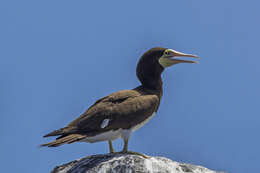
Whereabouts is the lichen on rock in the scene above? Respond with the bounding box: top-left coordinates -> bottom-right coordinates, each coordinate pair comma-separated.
51,153 -> 223,173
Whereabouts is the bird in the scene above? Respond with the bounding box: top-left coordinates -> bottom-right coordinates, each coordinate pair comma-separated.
41,47 -> 199,156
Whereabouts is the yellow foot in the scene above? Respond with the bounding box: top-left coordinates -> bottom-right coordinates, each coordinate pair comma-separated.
114,151 -> 149,158
127,151 -> 149,158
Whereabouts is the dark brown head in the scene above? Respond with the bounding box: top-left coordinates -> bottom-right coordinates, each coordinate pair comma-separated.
136,47 -> 199,89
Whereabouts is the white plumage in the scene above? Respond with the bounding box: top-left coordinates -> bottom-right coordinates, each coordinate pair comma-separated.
100,119 -> 110,128
80,112 -> 156,143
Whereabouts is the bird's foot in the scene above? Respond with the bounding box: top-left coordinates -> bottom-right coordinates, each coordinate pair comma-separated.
115,151 -> 149,158
109,150 -> 115,154
127,151 -> 149,158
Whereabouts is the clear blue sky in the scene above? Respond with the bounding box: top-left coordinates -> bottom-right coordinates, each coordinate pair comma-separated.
1,1 -> 259,173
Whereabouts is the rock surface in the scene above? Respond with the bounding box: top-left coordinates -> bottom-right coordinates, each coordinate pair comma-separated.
51,153 -> 223,173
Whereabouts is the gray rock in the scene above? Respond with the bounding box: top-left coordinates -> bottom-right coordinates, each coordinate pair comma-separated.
51,153 -> 223,173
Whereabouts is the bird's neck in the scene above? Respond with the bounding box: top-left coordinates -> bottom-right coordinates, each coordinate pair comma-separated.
140,75 -> 163,91
136,61 -> 164,92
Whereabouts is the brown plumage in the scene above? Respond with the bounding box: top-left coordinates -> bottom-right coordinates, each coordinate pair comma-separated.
41,47 -> 198,153
41,87 -> 161,147
41,134 -> 86,147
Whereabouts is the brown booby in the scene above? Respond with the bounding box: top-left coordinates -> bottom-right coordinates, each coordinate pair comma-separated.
41,47 -> 199,155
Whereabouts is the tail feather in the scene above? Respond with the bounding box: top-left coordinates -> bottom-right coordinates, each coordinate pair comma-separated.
43,127 -> 76,137
41,134 -> 86,147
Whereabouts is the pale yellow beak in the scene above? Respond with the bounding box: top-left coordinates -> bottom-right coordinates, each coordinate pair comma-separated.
167,49 -> 199,64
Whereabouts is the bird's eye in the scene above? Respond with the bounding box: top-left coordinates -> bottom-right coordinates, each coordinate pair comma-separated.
165,51 -> 169,55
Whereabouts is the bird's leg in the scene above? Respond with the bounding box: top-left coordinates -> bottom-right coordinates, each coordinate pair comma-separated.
120,134 -> 149,158
120,130 -> 131,153
108,140 -> 115,153
122,137 -> 129,153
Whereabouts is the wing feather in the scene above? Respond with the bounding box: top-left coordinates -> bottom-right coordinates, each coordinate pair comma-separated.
43,88 -> 160,139
67,89 -> 159,135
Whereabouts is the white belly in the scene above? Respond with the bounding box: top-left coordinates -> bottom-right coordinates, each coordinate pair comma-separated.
80,129 -> 122,143
80,112 -> 156,143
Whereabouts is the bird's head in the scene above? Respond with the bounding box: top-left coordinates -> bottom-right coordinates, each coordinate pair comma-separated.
136,47 -> 199,89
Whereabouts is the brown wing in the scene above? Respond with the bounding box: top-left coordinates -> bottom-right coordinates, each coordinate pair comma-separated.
67,89 -> 159,136
43,88 -> 159,138
67,89 -> 142,127
42,90 -> 139,138
41,88 -> 160,147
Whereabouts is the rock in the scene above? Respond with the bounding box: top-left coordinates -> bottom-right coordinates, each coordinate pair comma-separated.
51,153 -> 223,173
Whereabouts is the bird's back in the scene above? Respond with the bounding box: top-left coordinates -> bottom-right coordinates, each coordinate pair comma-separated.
41,86 -> 161,147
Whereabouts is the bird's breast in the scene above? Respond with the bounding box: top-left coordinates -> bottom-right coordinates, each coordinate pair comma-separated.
130,112 -> 156,132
